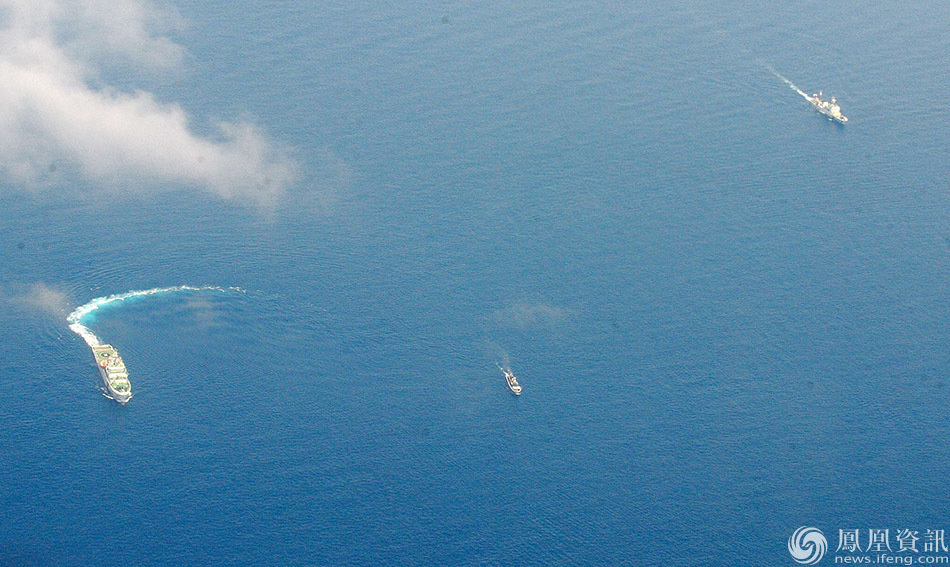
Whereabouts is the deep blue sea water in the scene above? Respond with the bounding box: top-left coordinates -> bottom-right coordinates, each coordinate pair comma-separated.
1,1 -> 949,565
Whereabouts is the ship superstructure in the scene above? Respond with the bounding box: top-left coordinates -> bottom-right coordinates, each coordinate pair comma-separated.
91,344 -> 132,404
503,368 -> 522,395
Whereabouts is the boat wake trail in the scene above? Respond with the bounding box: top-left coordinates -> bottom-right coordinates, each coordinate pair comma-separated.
67,285 -> 244,347
766,65 -> 809,100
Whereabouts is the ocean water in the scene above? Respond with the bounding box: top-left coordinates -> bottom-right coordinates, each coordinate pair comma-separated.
1,1 -> 949,565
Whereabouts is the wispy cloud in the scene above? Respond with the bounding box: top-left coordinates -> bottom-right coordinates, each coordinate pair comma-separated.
3,282 -> 70,318
491,302 -> 573,329
0,0 -> 297,205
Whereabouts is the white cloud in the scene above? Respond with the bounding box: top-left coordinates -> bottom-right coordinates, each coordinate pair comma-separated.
59,0 -> 186,69
491,302 -> 573,329
4,282 -> 70,318
0,0 -> 297,205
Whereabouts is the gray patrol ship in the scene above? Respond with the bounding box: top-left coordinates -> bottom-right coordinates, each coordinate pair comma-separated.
806,91 -> 848,123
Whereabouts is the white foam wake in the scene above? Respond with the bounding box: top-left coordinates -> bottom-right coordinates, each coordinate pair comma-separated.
66,285 -> 243,347
766,65 -> 810,100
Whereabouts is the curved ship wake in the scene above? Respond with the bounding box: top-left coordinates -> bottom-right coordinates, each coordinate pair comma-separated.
67,285 -> 243,403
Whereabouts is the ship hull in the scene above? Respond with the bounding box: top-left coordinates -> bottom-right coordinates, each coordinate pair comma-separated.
807,96 -> 848,123
504,373 -> 522,395
816,109 -> 847,124
97,366 -> 132,404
